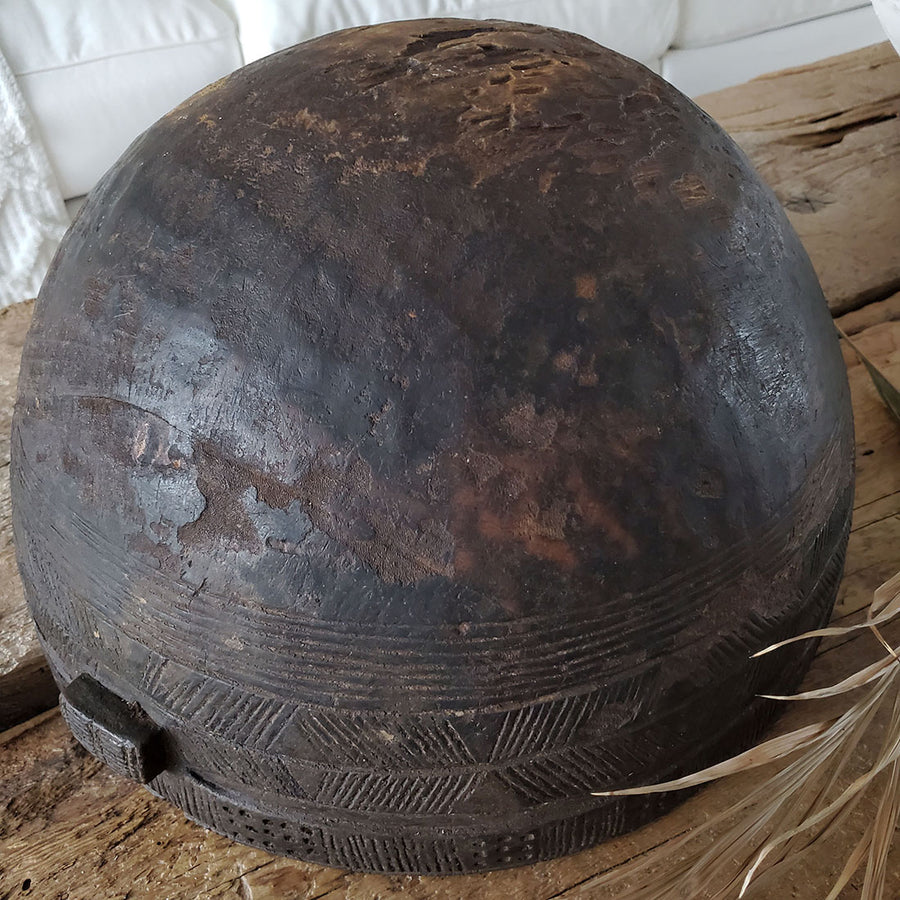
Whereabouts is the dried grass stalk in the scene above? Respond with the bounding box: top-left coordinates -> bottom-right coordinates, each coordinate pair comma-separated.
582,570 -> 900,899
836,324 -> 900,425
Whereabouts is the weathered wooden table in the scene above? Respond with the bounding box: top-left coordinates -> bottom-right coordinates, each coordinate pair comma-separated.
1,42 -> 898,900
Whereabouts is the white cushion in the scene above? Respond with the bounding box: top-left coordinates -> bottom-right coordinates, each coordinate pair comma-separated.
873,0 -> 900,53
217,0 -> 678,67
0,0 -> 243,199
674,0 -> 868,49
663,5 -> 886,96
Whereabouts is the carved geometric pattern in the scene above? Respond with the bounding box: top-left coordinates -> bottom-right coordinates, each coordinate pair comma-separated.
389,717 -> 476,765
490,691 -> 601,762
496,744 -> 636,804
139,650 -> 168,694
315,770 -> 482,814
33,518 -> 847,877
148,724 -> 768,875
138,656 -> 295,750
177,733 -> 306,796
173,682 -> 291,747
287,710 -> 405,766
37,530 -> 849,815
285,710 -> 474,767
319,831 -> 415,873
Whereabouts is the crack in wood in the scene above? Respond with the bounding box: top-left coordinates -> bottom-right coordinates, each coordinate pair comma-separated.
200,862 -> 273,897
785,192 -> 835,213
401,26 -> 497,58
541,826 -> 695,898
783,111 -> 898,149
853,490 -> 900,516
852,507 -> 900,534
829,276 -> 900,317
305,880 -> 360,900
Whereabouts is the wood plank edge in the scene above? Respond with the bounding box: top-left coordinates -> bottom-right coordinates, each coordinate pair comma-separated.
0,705 -> 59,748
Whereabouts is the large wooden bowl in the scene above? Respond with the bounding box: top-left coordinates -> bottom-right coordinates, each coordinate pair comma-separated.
10,19 -> 854,873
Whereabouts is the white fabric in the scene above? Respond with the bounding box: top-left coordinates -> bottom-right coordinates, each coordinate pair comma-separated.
663,5 -> 886,96
674,0 -> 868,49
873,0 -> 900,53
215,0 -> 678,67
0,48 -> 68,308
0,0 -> 243,199
0,0 -> 237,72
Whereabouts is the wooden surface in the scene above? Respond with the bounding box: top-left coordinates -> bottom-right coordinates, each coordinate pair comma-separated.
1,43 -> 899,900
0,301 -> 56,730
698,42 -> 900,316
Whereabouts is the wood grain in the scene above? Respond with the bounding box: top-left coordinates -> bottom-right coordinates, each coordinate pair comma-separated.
0,300 -> 56,730
837,293 -> 900,543
1,42 -> 899,900
699,43 -> 900,316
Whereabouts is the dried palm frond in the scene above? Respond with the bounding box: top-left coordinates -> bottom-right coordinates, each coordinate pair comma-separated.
580,570 -> 900,899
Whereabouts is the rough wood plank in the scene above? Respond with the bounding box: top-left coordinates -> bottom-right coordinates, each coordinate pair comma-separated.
2,312 -> 898,900
837,296 -> 900,533
837,291 -> 900,337
836,513 -> 900,620
0,300 -> 56,729
698,43 -> 900,316
812,299 -> 900,645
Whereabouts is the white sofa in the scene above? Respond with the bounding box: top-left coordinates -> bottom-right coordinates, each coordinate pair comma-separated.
0,0 -> 890,306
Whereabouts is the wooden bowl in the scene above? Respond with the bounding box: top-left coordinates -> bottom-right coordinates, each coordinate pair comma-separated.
11,19 -> 854,873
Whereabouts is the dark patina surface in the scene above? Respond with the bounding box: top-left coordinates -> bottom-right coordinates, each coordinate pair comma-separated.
11,20 -> 854,873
